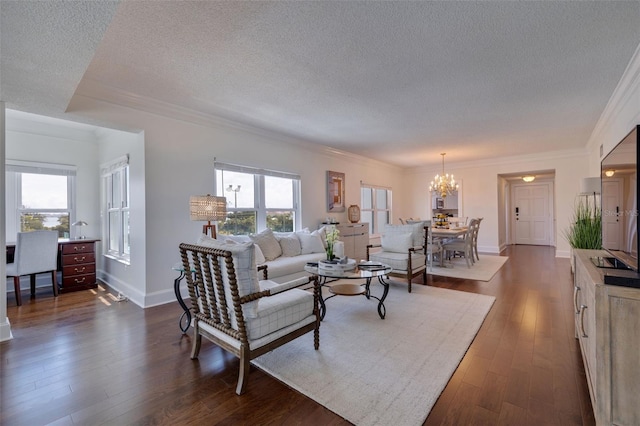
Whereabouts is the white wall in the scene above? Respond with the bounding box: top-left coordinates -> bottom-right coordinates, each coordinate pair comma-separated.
96,128 -> 146,306
66,95 -> 406,307
1,102 -> 12,342
405,150 -> 590,257
4,115 -> 101,240
587,44 -> 640,171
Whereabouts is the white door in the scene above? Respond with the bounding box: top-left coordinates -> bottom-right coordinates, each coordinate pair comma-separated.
602,179 -> 623,250
513,183 -> 552,245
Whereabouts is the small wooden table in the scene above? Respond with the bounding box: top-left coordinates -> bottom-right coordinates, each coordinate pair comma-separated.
304,262 -> 392,320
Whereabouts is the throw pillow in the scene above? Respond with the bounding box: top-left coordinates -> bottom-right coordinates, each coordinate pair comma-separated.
250,228 -> 282,261
277,233 -> 302,257
381,232 -> 413,253
224,237 -> 266,264
195,234 -> 260,318
384,222 -> 425,248
297,230 -> 325,254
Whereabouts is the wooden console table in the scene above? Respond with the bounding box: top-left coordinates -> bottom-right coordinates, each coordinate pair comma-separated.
573,249 -> 640,425
6,238 -> 100,294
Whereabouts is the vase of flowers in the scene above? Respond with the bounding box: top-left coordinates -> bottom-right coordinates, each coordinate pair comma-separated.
325,227 -> 340,261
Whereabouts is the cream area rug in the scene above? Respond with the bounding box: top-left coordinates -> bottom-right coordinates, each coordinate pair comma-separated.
253,284 -> 495,426
428,255 -> 508,281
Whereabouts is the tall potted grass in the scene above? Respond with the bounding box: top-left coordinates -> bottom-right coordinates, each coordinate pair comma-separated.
564,197 -> 602,271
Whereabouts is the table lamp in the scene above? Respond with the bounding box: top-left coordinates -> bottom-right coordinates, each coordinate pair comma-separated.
72,220 -> 88,239
190,195 -> 227,238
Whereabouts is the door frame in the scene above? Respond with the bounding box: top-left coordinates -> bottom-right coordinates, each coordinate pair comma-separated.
508,179 -> 555,246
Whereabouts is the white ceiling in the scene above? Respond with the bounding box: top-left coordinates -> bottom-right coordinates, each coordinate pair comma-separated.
2,1 -> 639,167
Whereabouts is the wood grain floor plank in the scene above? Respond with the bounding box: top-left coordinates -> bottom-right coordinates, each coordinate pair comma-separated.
1,245 -> 595,425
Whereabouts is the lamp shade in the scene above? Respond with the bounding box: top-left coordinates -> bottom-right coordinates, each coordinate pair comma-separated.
580,177 -> 601,195
189,195 -> 227,221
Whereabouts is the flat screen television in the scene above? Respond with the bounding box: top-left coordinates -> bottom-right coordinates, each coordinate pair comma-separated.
601,125 -> 640,272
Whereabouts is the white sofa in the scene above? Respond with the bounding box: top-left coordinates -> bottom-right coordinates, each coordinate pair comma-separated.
201,227 -> 344,283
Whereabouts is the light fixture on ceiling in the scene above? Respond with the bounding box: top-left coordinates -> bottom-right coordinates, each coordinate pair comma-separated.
522,175 -> 535,183
190,194 -> 227,238
429,153 -> 458,198
605,170 -> 615,177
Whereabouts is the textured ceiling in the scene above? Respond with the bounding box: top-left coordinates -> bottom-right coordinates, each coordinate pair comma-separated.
2,1 -> 640,167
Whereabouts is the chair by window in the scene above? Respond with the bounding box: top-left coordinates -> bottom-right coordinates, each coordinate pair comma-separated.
442,218 -> 479,268
6,231 -> 59,306
179,240 -> 320,395
366,222 -> 429,293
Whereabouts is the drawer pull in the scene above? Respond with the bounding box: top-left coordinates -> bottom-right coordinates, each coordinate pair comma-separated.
74,256 -> 86,262
579,305 -> 588,338
74,246 -> 86,251
573,285 -> 581,314
74,277 -> 86,284
74,267 -> 86,273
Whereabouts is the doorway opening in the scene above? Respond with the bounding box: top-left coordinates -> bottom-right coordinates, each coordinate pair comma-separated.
498,170 -> 556,249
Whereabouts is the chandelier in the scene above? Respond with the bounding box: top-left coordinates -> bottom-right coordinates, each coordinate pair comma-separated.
429,153 -> 459,198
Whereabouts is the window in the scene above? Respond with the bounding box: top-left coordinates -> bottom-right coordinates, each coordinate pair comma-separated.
361,184 -> 392,234
214,161 -> 301,235
101,155 -> 130,263
5,160 -> 76,241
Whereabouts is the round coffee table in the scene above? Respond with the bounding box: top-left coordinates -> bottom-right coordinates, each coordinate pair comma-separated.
304,262 -> 392,319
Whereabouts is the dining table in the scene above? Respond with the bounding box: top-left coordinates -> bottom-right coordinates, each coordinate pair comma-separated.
429,226 -> 468,269
430,226 -> 468,239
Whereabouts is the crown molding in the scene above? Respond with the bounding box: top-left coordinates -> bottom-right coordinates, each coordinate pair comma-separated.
587,43 -> 640,156
75,79 -> 401,171
405,147 -> 587,176
5,109 -> 101,143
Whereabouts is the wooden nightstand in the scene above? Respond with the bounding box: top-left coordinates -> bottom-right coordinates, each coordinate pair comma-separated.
59,239 -> 100,293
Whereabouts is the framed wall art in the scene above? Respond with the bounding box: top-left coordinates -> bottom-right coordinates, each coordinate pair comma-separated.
327,171 -> 345,212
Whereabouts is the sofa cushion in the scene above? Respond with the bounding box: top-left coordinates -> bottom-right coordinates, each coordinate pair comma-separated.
264,252 -> 325,278
245,284 -> 315,341
250,228 -> 282,261
381,232 -> 413,253
276,233 -> 302,257
369,251 -> 426,273
296,230 -> 325,254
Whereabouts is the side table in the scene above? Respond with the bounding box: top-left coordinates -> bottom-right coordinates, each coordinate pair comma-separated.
172,263 -> 192,333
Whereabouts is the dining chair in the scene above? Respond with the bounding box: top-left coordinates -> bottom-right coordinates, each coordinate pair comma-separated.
472,217 -> 483,261
7,230 -> 60,306
442,218 -> 479,268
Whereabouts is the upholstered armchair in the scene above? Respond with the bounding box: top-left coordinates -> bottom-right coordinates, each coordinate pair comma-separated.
366,222 -> 434,293
179,239 -> 320,395
6,230 -> 59,306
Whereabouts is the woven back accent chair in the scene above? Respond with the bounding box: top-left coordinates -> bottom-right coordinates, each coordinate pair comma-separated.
366,222 -> 430,293
7,230 -> 59,306
179,241 -> 320,395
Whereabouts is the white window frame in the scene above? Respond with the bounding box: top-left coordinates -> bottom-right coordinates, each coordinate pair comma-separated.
5,160 -> 76,241
214,161 -> 302,233
361,183 -> 393,235
101,155 -> 130,264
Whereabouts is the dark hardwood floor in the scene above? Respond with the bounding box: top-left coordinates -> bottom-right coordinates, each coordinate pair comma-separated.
1,245 -> 594,425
